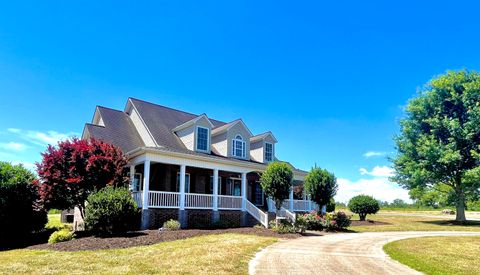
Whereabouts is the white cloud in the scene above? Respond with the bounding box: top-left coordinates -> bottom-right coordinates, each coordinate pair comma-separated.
0,142 -> 28,152
363,151 -> 386,158
11,161 -> 36,171
7,128 -> 78,147
336,177 -> 411,203
359,166 -> 394,177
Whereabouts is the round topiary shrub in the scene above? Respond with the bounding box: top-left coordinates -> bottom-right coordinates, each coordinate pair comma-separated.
348,195 -> 380,221
84,187 -> 140,236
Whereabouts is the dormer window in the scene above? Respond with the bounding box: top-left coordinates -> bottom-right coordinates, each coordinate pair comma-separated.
232,134 -> 246,158
265,142 -> 273,162
196,126 -> 209,152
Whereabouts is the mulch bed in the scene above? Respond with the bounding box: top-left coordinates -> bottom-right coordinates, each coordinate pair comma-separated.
350,220 -> 390,226
26,227 -> 301,252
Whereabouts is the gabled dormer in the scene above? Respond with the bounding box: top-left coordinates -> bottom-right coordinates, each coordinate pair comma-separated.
173,114 -> 214,153
211,119 -> 253,160
250,132 -> 278,163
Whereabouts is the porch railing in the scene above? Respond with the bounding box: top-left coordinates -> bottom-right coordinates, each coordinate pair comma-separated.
218,195 -> 243,210
268,198 -> 316,212
279,207 -> 296,223
185,193 -> 213,209
149,191 -> 180,208
245,200 -> 269,227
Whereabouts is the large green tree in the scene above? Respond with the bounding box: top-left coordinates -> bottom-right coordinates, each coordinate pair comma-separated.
260,161 -> 293,210
303,166 -> 337,213
392,70 -> 480,222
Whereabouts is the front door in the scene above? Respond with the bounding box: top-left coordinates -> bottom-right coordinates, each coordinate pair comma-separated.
226,178 -> 242,196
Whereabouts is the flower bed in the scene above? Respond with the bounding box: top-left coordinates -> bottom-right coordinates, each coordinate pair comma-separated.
296,211 -> 352,231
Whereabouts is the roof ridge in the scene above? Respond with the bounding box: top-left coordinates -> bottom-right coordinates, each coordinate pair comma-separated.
97,105 -> 124,113
129,97 -> 202,118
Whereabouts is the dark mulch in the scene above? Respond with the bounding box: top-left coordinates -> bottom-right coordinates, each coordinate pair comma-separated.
350,220 -> 390,226
26,227 -> 301,252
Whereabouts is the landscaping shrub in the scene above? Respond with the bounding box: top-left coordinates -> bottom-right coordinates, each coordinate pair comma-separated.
84,187 -> 140,236
0,162 -> 47,247
348,195 -> 380,221
326,198 -> 336,212
162,219 -> 181,230
334,211 -> 352,229
297,211 -> 351,231
48,229 -> 75,244
269,219 -> 297,234
298,211 -> 323,231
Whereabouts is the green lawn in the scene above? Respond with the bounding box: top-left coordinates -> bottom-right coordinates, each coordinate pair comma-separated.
0,233 -> 276,274
384,236 -> 480,275
348,211 -> 480,232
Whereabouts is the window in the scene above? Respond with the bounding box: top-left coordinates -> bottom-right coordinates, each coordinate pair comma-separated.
176,173 -> 191,193
209,176 -> 222,193
196,126 -> 209,152
265,142 -> 273,162
254,182 -> 264,206
232,135 -> 246,158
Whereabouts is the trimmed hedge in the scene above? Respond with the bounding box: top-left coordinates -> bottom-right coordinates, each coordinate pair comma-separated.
48,229 -> 75,244
84,187 -> 140,236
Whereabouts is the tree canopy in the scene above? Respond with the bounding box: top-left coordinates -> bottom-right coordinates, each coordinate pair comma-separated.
34,138 -> 129,215
392,70 -> 480,221
259,161 -> 293,210
303,166 -> 337,213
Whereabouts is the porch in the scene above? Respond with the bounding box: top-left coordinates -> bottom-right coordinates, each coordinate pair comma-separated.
128,157 -> 316,228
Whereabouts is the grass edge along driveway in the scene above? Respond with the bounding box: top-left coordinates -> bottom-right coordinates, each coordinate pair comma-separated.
384,236 -> 480,275
0,233 -> 277,275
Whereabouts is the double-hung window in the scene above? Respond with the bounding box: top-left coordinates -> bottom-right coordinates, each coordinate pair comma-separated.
196,126 -> 209,152
265,142 -> 273,162
232,135 -> 246,158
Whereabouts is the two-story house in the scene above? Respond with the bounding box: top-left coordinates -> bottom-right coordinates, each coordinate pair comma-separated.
82,98 -> 316,229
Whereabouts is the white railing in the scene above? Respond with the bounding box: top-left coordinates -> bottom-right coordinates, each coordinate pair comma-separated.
218,195 -> 243,210
185,193 -> 213,209
132,191 -> 143,208
280,207 -> 296,223
269,198 -> 316,212
293,200 -> 310,211
149,191 -> 180,208
246,200 -> 269,228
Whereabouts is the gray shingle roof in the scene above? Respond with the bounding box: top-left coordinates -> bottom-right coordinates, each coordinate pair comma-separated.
84,106 -> 145,152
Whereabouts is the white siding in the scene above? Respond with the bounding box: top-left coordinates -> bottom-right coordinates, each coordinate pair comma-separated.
212,132 -> 228,156
226,123 -> 252,159
177,127 -> 195,151
129,108 -> 157,146
250,140 -> 264,163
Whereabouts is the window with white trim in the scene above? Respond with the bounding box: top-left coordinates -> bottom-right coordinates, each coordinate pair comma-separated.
232,134 -> 246,158
196,126 -> 209,152
265,142 -> 273,162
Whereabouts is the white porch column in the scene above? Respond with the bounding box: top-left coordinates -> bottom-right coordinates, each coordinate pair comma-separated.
129,165 -> 135,191
142,160 -> 150,210
179,164 -> 186,210
241,172 -> 247,210
213,169 -> 219,211
289,185 -> 294,211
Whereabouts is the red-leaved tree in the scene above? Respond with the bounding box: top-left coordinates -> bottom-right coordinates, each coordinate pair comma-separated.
34,138 -> 129,217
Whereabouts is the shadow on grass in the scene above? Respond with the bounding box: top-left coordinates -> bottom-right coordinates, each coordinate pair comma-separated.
420,220 -> 480,227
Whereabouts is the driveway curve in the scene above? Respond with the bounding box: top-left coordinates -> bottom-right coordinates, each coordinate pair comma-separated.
250,231 -> 480,275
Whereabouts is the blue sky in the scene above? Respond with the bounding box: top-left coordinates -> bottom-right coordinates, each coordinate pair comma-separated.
1,1 -> 479,202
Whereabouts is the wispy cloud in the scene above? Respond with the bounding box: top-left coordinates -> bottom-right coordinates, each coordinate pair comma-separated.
363,151 -> 386,158
0,142 -> 29,152
11,160 -> 36,171
336,177 -> 410,203
7,128 -> 78,147
359,166 -> 394,177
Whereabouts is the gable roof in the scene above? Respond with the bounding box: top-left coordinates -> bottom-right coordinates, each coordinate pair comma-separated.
83,106 -> 145,152
171,114 -> 214,132
250,131 -> 278,143
211,119 -> 253,137
127,98 -> 225,151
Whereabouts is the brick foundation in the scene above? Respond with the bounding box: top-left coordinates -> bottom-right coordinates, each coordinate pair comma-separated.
144,209 -> 259,229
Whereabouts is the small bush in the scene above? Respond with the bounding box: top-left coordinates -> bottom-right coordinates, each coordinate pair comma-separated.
84,187 -> 140,236
348,195 -> 380,221
298,211 -> 323,231
48,229 -> 75,244
296,211 -> 351,231
334,211 -> 352,229
269,219 -> 297,234
162,219 -> 181,230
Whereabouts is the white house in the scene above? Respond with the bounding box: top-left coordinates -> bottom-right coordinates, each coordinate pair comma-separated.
82,98 -> 317,229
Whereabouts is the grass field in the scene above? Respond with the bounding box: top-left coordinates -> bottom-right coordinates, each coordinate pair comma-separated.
348,211 -> 480,232
384,236 -> 480,275
0,233 -> 276,275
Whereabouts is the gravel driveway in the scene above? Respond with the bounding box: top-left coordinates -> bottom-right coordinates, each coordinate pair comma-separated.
250,231 -> 480,275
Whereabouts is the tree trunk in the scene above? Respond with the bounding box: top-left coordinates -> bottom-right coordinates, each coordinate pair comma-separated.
359,213 -> 366,221
455,193 -> 467,222
455,181 -> 467,222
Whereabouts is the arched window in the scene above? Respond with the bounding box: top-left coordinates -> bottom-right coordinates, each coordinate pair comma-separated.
232,134 -> 246,158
